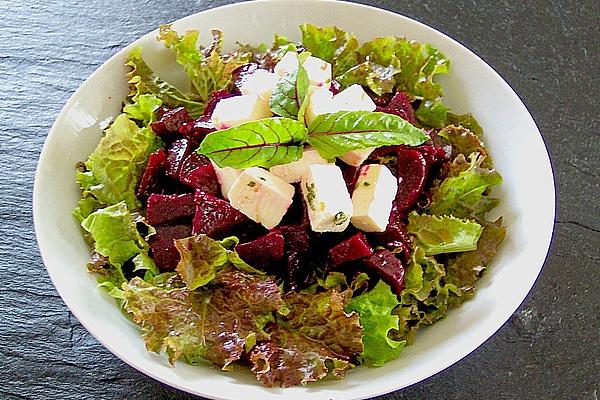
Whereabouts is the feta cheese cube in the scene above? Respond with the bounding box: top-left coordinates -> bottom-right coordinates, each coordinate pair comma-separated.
351,164 -> 398,232
211,161 -> 242,200
239,69 -> 279,103
301,164 -> 353,232
331,84 -> 376,112
269,148 -> 331,183
274,51 -> 332,88
211,94 -> 272,130
304,87 -> 335,125
228,167 -> 295,229
339,148 -> 375,167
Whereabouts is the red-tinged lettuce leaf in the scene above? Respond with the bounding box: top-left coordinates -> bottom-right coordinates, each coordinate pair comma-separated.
158,25 -> 250,106
77,114 -> 162,210
237,34 -> 297,70
174,235 -> 229,290
197,117 -> 308,169
250,328 -> 353,387
446,218 -> 506,306
126,46 -> 204,117
414,99 -> 447,128
429,153 -> 503,219
281,289 -> 362,357
307,111 -> 429,159
445,112 -> 483,136
407,212 -> 484,256
123,268 -> 284,368
299,23 -> 359,75
337,61 -> 398,96
392,247 -> 458,344
346,280 -> 405,367
438,125 -> 491,167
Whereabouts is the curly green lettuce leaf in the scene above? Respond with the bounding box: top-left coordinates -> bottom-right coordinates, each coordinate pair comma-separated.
126,46 -> 204,116
393,247 -> 458,344
429,153 -> 503,219
446,218 -> 506,305
81,202 -> 149,266
87,253 -> 127,306
79,114 -> 161,209
346,280 -> 405,367
158,25 -> 250,105
72,196 -> 102,223
307,111 -> 429,159
237,33 -> 297,70
337,61 -> 398,97
123,93 -> 162,125
407,212 -> 484,256
414,99 -> 447,128
438,125 -> 491,167
299,23 -> 359,75
445,112 -> 483,136
174,235 -> 229,290
198,117 -> 308,168
123,268 -> 285,368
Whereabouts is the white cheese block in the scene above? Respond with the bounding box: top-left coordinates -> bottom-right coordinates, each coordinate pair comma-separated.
274,51 -> 332,88
339,148 -> 375,167
331,84 -> 377,112
227,167 -> 295,229
351,164 -> 398,232
239,69 -> 279,103
304,87 -> 335,125
301,164 -> 353,232
211,161 -> 242,200
269,148 -> 331,183
211,94 -> 272,130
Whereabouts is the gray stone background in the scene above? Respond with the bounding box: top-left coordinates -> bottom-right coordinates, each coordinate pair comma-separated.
1,0 -> 598,399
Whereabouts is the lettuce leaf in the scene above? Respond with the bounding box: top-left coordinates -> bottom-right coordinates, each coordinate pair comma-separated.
429,153 -> 503,219
123,268 -> 285,368
346,280 -> 405,367
445,112 -> 483,136
158,25 -> 250,105
393,247 -> 458,344
237,34 -> 297,70
174,235 -> 229,290
72,196 -> 102,223
414,99 -> 447,128
445,218 -> 506,305
126,46 -> 204,117
407,212 -> 484,255
299,24 -> 359,75
79,114 -> 161,209
123,94 -> 162,125
438,125 -> 491,168
81,202 -> 149,266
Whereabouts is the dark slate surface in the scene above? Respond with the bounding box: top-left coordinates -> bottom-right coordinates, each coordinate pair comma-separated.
1,0 -> 598,399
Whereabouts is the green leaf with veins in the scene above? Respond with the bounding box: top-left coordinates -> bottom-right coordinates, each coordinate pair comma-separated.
407,212 -> 483,255
415,99 -> 447,128
307,111 -> 429,159
445,113 -> 483,136
299,23 -> 359,75
123,93 -> 162,125
198,117 -> 308,168
438,125 -> 491,168
174,235 -> 229,290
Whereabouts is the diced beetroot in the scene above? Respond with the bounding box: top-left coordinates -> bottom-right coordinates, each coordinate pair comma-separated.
148,224 -> 192,271
284,251 -> 315,292
376,92 -> 416,124
415,144 -> 447,165
146,193 -> 196,226
178,115 -> 215,146
150,107 -> 192,139
277,225 -> 310,253
181,165 -> 219,195
328,233 -> 374,266
395,148 -> 427,215
165,139 -> 194,179
370,213 -> 412,264
329,79 -> 342,95
280,185 -> 310,227
203,90 -> 235,118
179,152 -> 210,177
136,149 -> 167,198
192,191 -> 249,237
233,63 -> 260,93
236,232 -> 285,268
362,249 -> 406,294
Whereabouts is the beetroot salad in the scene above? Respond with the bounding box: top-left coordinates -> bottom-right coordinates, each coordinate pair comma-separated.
73,24 -> 505,387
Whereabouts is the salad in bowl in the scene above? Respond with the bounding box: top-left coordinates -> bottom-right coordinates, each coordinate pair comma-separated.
73,23 -> 505,387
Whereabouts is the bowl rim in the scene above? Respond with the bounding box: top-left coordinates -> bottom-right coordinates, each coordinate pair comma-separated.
33,0 -> 556,398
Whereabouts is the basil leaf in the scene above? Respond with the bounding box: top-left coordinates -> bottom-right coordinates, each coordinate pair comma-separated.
198,117 -> 308,169
307,111 -> 430,159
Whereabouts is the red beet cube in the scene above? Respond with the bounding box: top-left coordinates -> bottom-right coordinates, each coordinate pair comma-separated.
277,225 -> 310,253
179,115 -> 215,146
146,193 -> 196,226
192,191 -> 248,238
363,250 -> 406,294
395,148 -> 427,215
328,233 -> 374,266
369,213 -> 412,264
150,107 -> 192,139
178,153 -> 218,195
165,139 -> 194,179
236,232 -> 285,268
136,149 -> 167,198
148,224 -> 192,271
376,92 -> 416,124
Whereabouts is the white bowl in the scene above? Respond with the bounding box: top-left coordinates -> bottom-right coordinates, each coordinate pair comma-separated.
34,1 -> 555,399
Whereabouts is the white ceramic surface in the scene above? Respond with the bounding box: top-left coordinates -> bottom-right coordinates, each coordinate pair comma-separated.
33,1 -> 555,399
